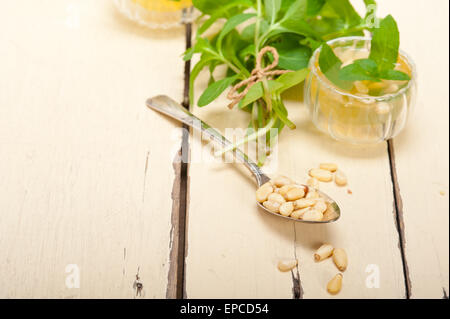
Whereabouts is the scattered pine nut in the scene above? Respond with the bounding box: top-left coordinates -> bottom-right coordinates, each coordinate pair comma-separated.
327,274 -> 343,295
335,170 -> 348,187
309,168 -> 333,182
332,248 -> 348,272
319,163 -> 338,172
347,189 -> 353,195
314,244 -> 334,262
440,190 -> 446,196
277,259 -> 298,272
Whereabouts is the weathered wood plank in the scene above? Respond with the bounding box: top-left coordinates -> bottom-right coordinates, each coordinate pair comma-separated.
0,0 -> 185,298
385,0 -> 449,298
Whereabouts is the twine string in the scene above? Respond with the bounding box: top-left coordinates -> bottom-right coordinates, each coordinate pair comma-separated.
227,46 -> 292,109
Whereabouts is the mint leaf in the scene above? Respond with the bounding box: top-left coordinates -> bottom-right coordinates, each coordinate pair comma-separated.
271,36 -> 312,70
326,0 -> 362,26
379,69 -> 411,81
369,15 -> 400,72
319,43 -> 353,90
217,13 -> 256,48
281,0 -> 307,22
306,0 -> 325,16
276,46 -> 311,70
280,0 -> 316,37
192,0 -> 230,14
196,0 -> 253,36
241,20 -> 270,42
339,59 -> 380,82
239,81 -> 284,108
264,0 -> 282,23
198,75 -> 239,107
275,69 -> 310,92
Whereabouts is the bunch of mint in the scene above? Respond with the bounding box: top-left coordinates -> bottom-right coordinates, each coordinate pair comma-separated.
184,0 -> 407,165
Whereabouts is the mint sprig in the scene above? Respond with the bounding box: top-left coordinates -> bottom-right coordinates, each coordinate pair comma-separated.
320,14 -> 410,90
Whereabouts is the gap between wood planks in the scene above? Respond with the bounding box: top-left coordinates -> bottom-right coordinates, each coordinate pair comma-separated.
167,23 -> 412,299
387,139 -> 412,299
166,22 -> 192,299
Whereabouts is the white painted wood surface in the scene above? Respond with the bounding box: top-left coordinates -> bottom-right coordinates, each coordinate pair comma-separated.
0,0 -> 448,299
385,0 -> 449,299
0,0 -> 185,298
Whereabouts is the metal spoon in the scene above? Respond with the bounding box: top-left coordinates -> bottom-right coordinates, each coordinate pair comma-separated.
146,95 -> 340,224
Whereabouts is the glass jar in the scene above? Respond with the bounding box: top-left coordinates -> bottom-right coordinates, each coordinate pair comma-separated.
304,36 -> 417,144
114,0 -> 194,29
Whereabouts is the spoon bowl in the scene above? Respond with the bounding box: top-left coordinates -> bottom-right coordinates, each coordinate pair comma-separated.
146,95 -> 340,224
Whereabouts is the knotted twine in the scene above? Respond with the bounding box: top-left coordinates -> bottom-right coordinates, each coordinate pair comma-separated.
227,46 -> 292,109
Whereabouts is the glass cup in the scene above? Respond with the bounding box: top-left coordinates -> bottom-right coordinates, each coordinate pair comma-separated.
114,0 -> 194,29
304,36 -> 417,144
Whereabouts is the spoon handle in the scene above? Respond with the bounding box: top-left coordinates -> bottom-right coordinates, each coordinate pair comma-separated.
146,95 -> 270,186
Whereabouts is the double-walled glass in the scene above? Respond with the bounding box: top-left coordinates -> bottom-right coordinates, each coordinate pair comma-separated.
304,36 -> 417,144
114,0 -> 193,29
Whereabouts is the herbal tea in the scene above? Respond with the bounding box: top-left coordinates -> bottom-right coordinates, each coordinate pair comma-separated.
305,37 -> 416,144
115,0 -> 192,28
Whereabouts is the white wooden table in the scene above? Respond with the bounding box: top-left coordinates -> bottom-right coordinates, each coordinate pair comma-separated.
0,0 -> 448,299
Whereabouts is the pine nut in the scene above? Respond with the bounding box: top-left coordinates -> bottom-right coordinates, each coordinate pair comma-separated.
268,193 -> 286,204
319,163 -> 338,172
291,207 -> 310,219
263,201 -> 280,213
332,248 -> 348,271
279,202 -> 294,217
295,198 -> 316,209
327,274 -> 343,295
314,200 -> 328,214
272,175 -> 292,187
309,168 -> 333,182
256,184 -> 273,203
286,187 -> 305,201
314,244 -> 334,261
306,189 -> 320,199
277,259 -> 298,272
323,203 -> 339,221
335,170 -> 348,187
302,209 -> 323,222
307,178 -> 319,189
278,184 -> 296,198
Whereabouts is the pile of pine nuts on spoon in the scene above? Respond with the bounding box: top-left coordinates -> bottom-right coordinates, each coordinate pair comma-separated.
256,163 -> 346,222
256,176 -> 336,222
